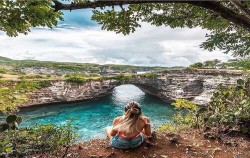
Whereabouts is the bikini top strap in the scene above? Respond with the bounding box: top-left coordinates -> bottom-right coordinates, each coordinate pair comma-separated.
118,131 -> 140,138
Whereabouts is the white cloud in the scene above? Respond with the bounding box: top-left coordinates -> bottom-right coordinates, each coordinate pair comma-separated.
0,23 -> 233,67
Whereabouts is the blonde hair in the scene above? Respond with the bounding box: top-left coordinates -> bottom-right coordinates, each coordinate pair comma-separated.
113,101 -> 142,135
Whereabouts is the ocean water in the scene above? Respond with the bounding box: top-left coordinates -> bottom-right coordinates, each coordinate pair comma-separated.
1,84 -> 175,141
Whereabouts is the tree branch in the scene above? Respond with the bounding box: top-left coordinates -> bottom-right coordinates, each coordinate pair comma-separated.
230,0 -> 250,20
52,0 -> 250,31
52,0 -> 63,11
188,1 -> 250,31
52,0 -> 184,11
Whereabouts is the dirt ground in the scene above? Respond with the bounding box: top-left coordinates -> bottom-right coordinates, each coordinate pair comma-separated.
34,129 -> 250,158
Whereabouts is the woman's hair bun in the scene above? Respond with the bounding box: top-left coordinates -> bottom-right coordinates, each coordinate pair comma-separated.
125,101 -> 142,116
130,108 -> 139,114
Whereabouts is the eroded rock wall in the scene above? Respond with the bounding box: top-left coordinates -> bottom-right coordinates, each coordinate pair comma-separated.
19,79 -> 119,107
130,70 -> 244,105
18,70 -> 245,107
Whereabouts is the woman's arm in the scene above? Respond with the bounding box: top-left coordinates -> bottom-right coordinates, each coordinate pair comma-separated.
113,116 -> 121,126
109,116 -> 122,136
142,116 -> 151,136
110,128 -> 117,136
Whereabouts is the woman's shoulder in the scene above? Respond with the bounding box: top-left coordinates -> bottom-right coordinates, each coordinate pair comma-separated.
140,116 -> 150,123
140,115 -> 150,120
113,116 -> 123,125
114,116 -> 121,120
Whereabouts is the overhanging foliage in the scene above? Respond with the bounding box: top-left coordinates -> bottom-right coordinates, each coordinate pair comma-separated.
0,0 -> 250,56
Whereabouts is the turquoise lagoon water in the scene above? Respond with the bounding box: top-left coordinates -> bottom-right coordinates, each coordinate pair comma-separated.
1,85 -> 175,141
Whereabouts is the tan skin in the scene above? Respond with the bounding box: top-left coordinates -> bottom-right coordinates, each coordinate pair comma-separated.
105,115 -> 151,140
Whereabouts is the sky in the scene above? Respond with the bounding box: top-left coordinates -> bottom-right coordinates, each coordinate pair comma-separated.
0,9 -> 233,67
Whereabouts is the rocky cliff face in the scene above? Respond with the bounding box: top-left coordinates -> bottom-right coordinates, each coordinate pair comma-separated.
130,70 -> 244,105
19,79 -> 120,107
19,70 -> 245,107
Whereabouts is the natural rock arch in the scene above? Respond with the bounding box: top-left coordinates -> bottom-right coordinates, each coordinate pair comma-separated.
20,70 -> 244,108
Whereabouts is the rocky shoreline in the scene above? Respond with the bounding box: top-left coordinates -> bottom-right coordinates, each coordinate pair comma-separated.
15,69 -> 245,107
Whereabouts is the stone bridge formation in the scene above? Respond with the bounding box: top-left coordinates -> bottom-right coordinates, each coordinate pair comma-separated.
21,70 -> 244,107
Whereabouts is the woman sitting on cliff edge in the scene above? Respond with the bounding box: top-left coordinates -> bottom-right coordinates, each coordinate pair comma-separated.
105,101 -> 151,149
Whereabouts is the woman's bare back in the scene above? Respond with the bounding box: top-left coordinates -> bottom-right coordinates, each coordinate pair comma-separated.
113,115 -> 150,137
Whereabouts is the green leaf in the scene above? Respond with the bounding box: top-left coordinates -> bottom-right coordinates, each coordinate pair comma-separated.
6,114 -> 17,123
5,146 -> 12,154
240,127 -> 248,134
0,123 -> 10,132
197,107 -> 207,114
237,79 -> 244,86
16,116 -> 23,124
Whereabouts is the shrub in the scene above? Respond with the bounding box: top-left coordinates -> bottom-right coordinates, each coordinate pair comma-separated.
0,81 -> 51,114
0,68 -> 7,74
158,123 -> 187,134
184,67 -> 198,72
160,69 -> 170,73
113,73 -> 132,83
162,78 -> 250,137
65,73 -> 100,78
0,114 -> 22,132
65,75 -> 86,84
189,62 -> 203,69
0,119 -> 78,157
170,99 -> 205,128
15,80 -> 51,91
9,71 -> 26,75
0,87 -> 25,114
0,68 -> 25,75
46,74 -> 52,78
141,72 -> 157,78
18,74 -> 44,80
36,80 -> 51,88
203,78 -> 250,135
64,74 -> 70,78
100,76 -> 113,80
88,73 -> 100,77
